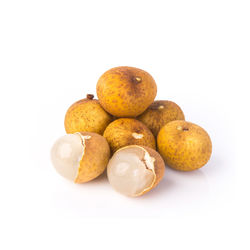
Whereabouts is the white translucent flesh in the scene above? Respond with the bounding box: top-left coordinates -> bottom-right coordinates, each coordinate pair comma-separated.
51,134 -> 84,181
107,147 -> 155,196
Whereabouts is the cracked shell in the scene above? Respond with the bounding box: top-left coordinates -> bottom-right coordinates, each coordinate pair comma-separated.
51,132 -> 110,183
64,94 -> 113,135
96,66 -> 157,117
157,120 -> 212,171
107,145 -> 165,197
103,118 -> 156,153
137,100 -> 185,137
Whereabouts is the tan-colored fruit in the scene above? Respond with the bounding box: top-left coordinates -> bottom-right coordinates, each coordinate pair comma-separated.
103,118 -> 156,153
96,66 -> 157,117
157,120 -> 212,171
51,132 -> 110,183
64,94 -> 113,135
107,145 -> 165,197
137,100 -> 185,137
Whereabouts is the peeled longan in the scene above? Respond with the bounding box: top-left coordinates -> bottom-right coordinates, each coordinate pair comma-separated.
157,120 -> 212,171
107,145 -> 165,197
51,132 -> 110,183
137,100 -> 185,137
64,94 -> 113,135
103,118 -> 156,153
96,66 -> 157,117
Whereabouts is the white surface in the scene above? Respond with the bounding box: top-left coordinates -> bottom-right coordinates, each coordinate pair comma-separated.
0,0 -> 249,249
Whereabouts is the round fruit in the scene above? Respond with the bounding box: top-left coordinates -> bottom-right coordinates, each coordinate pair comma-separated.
107,145 -> 165,197
96,66 -> 157,117
64,94 -> 113,135
103,118 -> 156,153
137,100 -> 185,137
51,132 -> 110,183
157,120 -> 212,171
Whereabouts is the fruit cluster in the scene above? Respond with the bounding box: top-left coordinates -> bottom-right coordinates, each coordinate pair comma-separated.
51,66 -> 212,197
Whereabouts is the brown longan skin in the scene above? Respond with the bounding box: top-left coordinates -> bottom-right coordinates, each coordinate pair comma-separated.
64,95 -> 113,135
137,100 -> 185,137
157,120 -> 212,171
75,132 -> 110,183
139,146 -> 165,195
103,118 -> 156,154
96,66 -> 157,117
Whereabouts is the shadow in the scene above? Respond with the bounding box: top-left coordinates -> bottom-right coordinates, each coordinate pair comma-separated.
136,166 -> 209,200
145,176 -> 175,197
203,154 -> 228,175
75,170 -> 109,189
166,166 -> 207,178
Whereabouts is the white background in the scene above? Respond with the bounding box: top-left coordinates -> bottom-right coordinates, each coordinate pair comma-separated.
0,0 -> 249,249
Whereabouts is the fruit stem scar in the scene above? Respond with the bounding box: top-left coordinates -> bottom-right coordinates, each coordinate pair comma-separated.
132,133 -> 144,139
133,76 -> 142,83
87,94 -> 94,100
177,126 -> 189,131
177,126 -> 183,131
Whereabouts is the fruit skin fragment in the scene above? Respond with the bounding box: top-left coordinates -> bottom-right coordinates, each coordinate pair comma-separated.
75,132 -> 111,183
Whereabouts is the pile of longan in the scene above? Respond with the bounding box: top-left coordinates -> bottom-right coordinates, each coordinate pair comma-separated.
51,66 -> 212,197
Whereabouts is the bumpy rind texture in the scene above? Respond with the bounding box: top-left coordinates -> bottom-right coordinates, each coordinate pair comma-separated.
96,66 -> 157,117
137,100 -> 185,137
139,146 -> 165,196
157,120 -> 212,171
64,98 -> 113,135
103,118 -> 156,153
74,132 -> 110,183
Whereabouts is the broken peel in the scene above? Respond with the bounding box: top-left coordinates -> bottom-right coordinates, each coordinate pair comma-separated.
107,145 -> 165,197
51,132 -> 110,183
